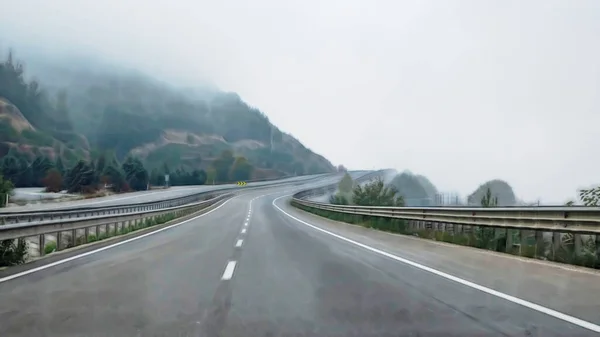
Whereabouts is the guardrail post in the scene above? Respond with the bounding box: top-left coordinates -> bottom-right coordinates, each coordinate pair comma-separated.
39,234 -> 45,256
95,225 -> 100,238
596,235 -> 600,263
56,231 -> 62,250
505,229 -> 513,252
519,230 -> 528,255
71,229 -> 77,247
84,227 -> 90,243
552,232 -> 561,259
535,230 -> 545,257
574,234 -> 583,257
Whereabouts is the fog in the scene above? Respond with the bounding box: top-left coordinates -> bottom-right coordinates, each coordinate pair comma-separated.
1,0 -> 599,203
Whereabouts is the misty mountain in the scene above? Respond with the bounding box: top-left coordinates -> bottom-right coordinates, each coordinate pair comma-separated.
467,180 -> 517,206
414,174 -> 438,199
0,50 -> 334,178
388,171 -> 438,206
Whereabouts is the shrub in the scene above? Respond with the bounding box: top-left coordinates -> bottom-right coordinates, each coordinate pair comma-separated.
0,238 -> 28,266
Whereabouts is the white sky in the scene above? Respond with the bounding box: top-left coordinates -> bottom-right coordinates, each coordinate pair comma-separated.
1,0 -> 599,203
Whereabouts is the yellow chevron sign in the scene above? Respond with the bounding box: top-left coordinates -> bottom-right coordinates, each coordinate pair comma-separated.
237,181 -> 247,186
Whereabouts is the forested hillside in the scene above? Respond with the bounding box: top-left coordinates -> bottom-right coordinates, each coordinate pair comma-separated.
0,50 -> 334,192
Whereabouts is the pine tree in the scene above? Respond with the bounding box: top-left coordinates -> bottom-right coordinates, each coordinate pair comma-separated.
338,172 -> 354,194
481,187 -> 498,207
579,187 -> 600,206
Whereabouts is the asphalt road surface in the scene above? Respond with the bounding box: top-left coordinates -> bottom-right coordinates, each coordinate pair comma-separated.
1,183 -> 599,336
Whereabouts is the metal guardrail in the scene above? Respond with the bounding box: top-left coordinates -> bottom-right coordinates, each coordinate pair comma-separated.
292,189 -> 600,235
0,174 -> 331,225
0,192 -> 234,257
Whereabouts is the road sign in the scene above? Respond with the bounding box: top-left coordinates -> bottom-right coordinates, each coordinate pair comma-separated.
237,181 -> 247,186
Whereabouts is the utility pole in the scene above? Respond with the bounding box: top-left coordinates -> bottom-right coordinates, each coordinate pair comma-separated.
270,125 -> 274,154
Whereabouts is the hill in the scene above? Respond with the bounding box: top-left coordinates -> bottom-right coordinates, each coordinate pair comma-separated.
415,174 -> 438,198
0,50 -> 334,184
467,179 -> 517,206
388,171 -> 438,206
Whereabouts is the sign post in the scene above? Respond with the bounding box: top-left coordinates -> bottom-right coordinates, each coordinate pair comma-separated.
165,174 -> 170,188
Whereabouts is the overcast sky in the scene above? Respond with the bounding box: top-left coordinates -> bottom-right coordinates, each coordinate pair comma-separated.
1,0 -> 599,203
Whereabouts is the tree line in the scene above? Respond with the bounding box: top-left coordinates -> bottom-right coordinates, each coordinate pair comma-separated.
0,148 -> 255,206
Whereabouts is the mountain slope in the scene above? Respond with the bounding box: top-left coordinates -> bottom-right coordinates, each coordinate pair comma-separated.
0,51 -> 335,177
0,97 -> 88,163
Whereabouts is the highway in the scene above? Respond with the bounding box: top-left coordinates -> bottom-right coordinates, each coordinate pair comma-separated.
1,181 -> 599,336
2,174 -> 326,213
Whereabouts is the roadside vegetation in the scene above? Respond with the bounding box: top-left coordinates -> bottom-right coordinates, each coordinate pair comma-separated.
329,173 -> 404,207
0,174 -> 13,207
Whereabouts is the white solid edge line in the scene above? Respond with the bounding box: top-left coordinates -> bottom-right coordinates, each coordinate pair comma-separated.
0,196 -> 235,284
271,195 -> 600,333
235,239 -> 244,248
241,228 -> 247,234
221,260 -> 237,280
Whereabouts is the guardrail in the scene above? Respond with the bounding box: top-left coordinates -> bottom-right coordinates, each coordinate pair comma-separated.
291,199 -> 600,234
291,170 -> 600,234
0,174 -> 332,225
291,177 -> 600,267
0,192 -> 233,259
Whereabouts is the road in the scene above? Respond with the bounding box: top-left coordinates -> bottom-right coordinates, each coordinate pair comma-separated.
10,187 -> 78,201
1,182 -> 599,336
2,174 -> 327,213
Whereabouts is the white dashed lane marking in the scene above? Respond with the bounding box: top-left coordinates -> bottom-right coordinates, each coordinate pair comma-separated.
221,261 -> 237,280
241,228 -> 247,234
235,239 -> 243,248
